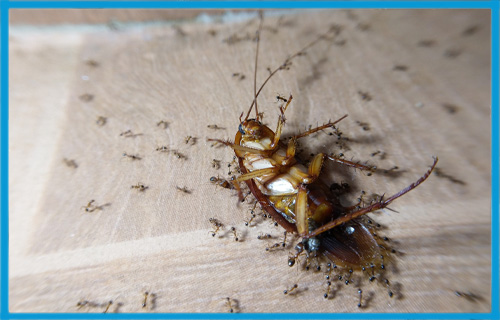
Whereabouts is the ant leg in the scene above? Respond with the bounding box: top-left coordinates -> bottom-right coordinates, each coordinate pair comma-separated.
293,115 -> 348,140
302,157 -> 438,239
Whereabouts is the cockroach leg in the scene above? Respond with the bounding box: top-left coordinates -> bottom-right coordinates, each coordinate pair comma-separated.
326,155 -> 376,172
206,138 -> 270,155
302,157 -> 438,239
293,115 -> 348,140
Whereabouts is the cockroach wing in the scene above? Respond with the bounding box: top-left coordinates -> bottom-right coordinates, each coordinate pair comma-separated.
321,220 -> 380,267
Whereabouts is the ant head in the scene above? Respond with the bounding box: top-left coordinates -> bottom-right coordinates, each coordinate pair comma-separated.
239,119 -> 262,137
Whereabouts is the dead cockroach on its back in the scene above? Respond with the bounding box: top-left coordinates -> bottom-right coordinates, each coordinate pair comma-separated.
208,12 -> 437,306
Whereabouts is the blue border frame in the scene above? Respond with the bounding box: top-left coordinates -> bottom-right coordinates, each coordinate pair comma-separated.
1,1 -> 498,320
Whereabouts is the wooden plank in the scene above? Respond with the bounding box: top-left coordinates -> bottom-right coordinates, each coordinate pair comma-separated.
9,9 -> 491,313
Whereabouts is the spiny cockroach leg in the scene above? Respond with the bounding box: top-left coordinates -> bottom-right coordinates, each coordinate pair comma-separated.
293,115 -> 348,140
302,157 -> 438,239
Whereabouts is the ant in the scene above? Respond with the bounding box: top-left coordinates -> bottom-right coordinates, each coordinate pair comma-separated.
207,124 -> 225,130
119,129 -> 142,138
157,120 -> 168,129
63,158 -> 78,168
81,199 -> 106,212
210,176 -> 233,189
131,183 -> 148,192
176,186 -> 191,194
209,218 -> 224,237
122,152 -> 142,161
283,283 -> 298,295
96,116 -> 107,126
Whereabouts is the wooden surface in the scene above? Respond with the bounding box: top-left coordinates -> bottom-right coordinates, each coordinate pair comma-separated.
9,9 -> 491,313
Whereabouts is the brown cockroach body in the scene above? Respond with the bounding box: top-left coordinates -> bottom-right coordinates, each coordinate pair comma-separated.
209,12 -> 437,285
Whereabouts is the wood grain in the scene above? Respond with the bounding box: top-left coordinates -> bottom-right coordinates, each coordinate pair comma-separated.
9,9 -> 491,313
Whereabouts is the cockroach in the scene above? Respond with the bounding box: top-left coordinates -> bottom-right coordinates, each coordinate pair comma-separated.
209,12 -> 437,301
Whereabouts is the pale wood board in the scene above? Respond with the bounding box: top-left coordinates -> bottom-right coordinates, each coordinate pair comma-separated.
9,9 -> 491,313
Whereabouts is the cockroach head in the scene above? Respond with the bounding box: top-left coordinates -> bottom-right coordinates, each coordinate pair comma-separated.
239,119 -> 262,137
